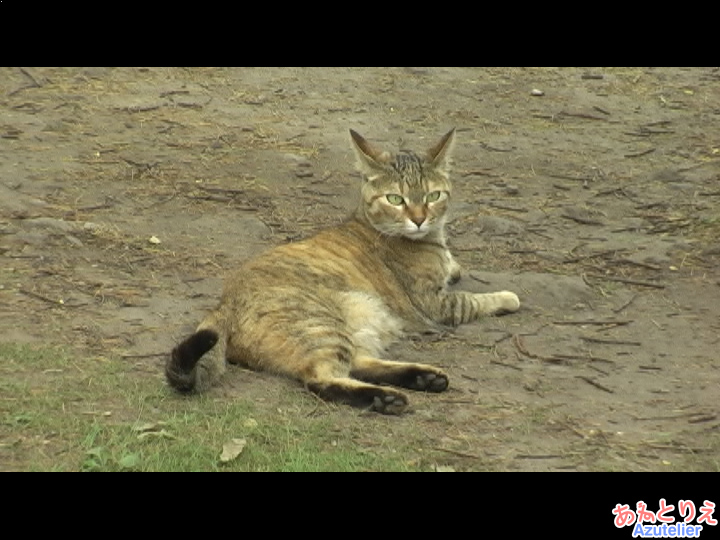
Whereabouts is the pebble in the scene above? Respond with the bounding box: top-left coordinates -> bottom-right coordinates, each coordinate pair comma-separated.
83,222 -> 102,231
530,89 -> 544,96
65,235 -> 84,247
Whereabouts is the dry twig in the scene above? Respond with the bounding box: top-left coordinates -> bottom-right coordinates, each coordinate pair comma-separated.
576,375 -> 614,394
586,274 -> 665,289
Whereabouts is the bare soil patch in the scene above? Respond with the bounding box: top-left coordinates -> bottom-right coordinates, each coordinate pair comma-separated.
2,67 -> 719,470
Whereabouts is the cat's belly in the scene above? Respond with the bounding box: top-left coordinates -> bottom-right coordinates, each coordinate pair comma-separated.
338,291 -> 403,357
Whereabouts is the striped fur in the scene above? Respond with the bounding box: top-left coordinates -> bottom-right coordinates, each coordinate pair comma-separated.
166,129 -> 520,414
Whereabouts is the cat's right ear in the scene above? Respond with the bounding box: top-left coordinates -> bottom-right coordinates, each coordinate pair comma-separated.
349,129 -> 390,180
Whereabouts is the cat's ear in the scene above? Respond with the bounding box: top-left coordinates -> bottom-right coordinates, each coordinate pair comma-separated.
426,128 -> 456,177
349,129 -> 390,179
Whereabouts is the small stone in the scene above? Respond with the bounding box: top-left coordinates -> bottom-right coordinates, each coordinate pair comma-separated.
65,235 -> 84,247
83,222 -> 102,231
530,89 -> 544,96
148,236 -> 161,244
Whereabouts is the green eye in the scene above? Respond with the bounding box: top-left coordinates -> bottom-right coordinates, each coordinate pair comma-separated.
425,191 -> 442,203
386,194 -> 405,206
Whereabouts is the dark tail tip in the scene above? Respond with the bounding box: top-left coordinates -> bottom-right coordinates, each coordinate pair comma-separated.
172,329 -> 219,371
166,329 -> 219,392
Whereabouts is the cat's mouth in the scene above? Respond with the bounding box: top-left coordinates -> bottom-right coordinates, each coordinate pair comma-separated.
402,228 -> 430,240
377,225 -> 430,239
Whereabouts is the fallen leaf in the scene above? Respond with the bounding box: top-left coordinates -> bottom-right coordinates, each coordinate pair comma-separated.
132,421 -> 167,433
243,418 -> 258,428
220,438 -> 247,463
148,235 -> 161,244
137,429 -> 176,441
86,447 -> 104,458
118,453 -> 141,469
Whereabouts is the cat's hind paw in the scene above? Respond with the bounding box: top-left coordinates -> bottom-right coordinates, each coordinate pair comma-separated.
371,391 -> 409,415
410,370 -> 449,392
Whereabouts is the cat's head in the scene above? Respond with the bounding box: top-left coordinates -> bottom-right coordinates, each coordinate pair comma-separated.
350,128 -> 455,240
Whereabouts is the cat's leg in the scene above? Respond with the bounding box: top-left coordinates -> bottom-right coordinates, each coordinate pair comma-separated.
472,291 -> 520,315
235,296 -> 410,414
446,251 -> 463,285
437,290 -> 520,326
304,362 -> 409,414
247,328 -> 410,414
350,355 -> 449,392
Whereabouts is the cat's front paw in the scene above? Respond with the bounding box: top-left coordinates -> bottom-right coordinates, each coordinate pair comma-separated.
447,265 -> 462,285
496,291 -> 520,314
444,254 -> 463,285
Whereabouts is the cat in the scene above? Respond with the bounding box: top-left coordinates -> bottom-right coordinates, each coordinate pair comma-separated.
166,128 -> 520,414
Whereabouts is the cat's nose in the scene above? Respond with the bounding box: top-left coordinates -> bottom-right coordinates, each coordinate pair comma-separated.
410,216 -> 425,227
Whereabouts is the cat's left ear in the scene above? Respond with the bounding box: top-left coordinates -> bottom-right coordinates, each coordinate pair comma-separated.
426,128 -> 456,177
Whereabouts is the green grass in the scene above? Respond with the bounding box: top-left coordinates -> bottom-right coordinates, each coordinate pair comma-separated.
4,342 -> 719,472
0,343 -> 414,472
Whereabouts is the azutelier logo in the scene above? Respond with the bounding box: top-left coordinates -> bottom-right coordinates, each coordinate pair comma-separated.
613,500 -> 717,538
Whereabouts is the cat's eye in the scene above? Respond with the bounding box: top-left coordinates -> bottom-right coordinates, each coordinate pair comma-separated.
425,191 -> 442,203
386,194 -> 405,206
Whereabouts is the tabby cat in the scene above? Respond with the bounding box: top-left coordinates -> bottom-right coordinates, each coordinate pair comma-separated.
166,128 -> 520,414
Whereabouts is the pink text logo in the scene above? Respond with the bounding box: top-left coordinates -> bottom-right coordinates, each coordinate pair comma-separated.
613,500 -> 717,538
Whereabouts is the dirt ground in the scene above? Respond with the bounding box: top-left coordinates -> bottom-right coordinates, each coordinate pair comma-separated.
1,67 -> 719,471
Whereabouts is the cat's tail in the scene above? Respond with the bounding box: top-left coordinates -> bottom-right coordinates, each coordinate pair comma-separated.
166,314 -> 227,393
